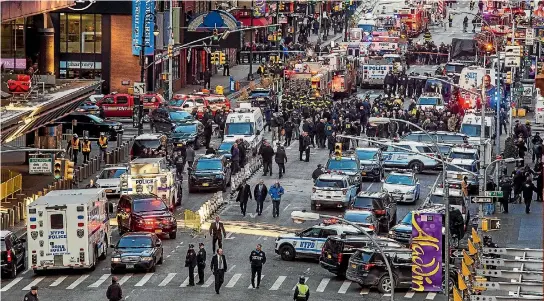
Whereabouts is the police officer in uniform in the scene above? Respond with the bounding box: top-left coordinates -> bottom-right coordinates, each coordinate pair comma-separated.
67,134 -> 81,165
23,286 -> 39,301
185,244 -> 197,286
196,242 -> 207,285
294,276 -> 310,301
82,136 -> 92,164
98,133 -> 108,162
249,244 -> 266,288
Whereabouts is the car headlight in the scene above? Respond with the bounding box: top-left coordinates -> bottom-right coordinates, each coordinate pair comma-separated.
388,230 -> 394,235
141,256 -> 153,261
111,257 -> 121,262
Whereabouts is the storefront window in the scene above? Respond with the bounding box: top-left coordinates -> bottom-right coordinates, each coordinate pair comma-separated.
67,14 -> 81,53
1,18 -> 26,70
60,14 -> 67,53
59,13 -> 101,54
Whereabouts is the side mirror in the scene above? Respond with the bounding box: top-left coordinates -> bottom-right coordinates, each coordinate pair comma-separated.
110,244 -> 116,248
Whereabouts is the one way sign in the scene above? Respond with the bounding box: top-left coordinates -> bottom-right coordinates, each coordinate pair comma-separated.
451,249 -> 464,258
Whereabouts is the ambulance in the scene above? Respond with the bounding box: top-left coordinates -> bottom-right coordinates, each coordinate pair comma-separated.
27,189 -> 110,272
223,104 -> 264,156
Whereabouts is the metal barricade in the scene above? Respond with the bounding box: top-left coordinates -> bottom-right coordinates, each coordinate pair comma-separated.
0,171 -> 22,202
183,209 -> 201,232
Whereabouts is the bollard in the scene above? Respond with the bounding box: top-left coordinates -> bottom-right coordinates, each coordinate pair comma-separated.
77,167 -> 83,182
13,205 -> 20,224
43,188 -> 49,195
117,133 -> 122,147
106,152 -> 111,165
115,149 -> 120,164
92,157 -> 98,173
19,201 -> 26,220
53,181 -> 59,190
8,209 -> 14,227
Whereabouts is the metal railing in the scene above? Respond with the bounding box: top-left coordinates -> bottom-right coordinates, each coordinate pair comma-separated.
0,171 -> 22,202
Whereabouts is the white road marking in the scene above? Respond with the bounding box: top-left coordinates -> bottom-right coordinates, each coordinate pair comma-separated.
118,274 -> 133,285
159,273 -> 177,286
227,265 -> 236,273
316,278 -> 330,292
22,277 -> 45,291
166,255 -> 171,258
225,273 -> 242,287
248,275 -> 264,288
292,277 -> 308,290
88,274 -> 110,287
1,277 -> 23,291
180,273 -> 198,287
202,275 -> 215,287
269,276 -> 286,290
337,280 -> 351,294
405,291 -> 415,298
21,269 -> 30,275
225,232 -> 235,239
283,204 -> 291,211
50,276 -> 68,287
426,292 -> 437,300
384,293 -> 392,297
249,213 -> 257,218
360,288 -> 369,295
134,273 -> 154,287
66,275 -> 89,290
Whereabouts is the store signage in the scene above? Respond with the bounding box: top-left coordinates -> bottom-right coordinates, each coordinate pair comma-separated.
411,212 -> 443,292
60,61 -> 102,69
526,28 -> 535,45
1,58 -> 26,70
132,0 -> 156,56
504,56 -> 520,67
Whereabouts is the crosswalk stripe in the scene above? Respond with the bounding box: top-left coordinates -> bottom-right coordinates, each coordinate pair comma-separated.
426,292 -> 437,300
89,274 -> 110,288
135,273 -> 154,287
248,275 -> 264,288
269,276 -> 286,290
405,291 -> 415,298
159,273 -> 177,287
316,278 -> 330,292
50,276 -> 67,287
1,277 -> 23,292
359,288 -> 369,295
384,293 -> 392,297
202,275 -> 215,288
66,275 -> 89,290
292,277 -> 308,290
337,280 -> 351,294
180,273 -> 198,287
118,274 -> 132,285
225,273 -> 242,288
22,277 -> 45,291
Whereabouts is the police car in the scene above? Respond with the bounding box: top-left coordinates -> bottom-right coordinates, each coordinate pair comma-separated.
311,173 -> 359,210
275,222 -> 372,261
325,155 -> 362,185
95,165 -> 128,195
416,93 -> 444,110
448,146 -> 479,161
355,147 -> 384,181
445,158 -> 479,192
382,171 -> 420,203
382,141 -> 440,172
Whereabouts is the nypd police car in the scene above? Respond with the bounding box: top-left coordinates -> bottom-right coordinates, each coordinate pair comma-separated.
325,155 -> 362,185
311,173 -> 359,210
382,141 -> 440,172
275,223 -> 372,261
382,171 -> 420,203
445,158 -> 479,192
355,147 -> 384,182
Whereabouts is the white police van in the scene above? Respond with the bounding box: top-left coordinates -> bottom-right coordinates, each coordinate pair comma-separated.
381,141 -> 440,173
275,222 -> 371,261
311,173 -> 359,210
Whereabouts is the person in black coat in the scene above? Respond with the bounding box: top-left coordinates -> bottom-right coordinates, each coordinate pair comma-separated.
260,143 -> 275,176
522,178 -> 538,213
211,249 -> 228,294
249,244 -> 267,288
204,120 -> 213,149
499,176 -> 512,213
196,242 -> 207,284
185,244 -> 198,286
236,179 -> 252,216
253,180 -> 268,216
284,120 -> 294,147
275,144 -> 287,178
106,277 -> 122,301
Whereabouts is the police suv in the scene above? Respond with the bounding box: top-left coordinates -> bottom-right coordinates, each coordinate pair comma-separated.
325,155 -> 362,185
275,222 -> 371,261
445,158 -> 479,192
381,141 -> 440,172
382,171 -> 420,203
311,173 -> 359,210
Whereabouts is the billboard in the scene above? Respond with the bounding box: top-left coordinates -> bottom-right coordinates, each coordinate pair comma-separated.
411,212 -> 443,292
132,0 -> 156,56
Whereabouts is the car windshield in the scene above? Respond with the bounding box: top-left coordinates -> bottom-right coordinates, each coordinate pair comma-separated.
134,139 -> 161,149
133,199 -> 167,212
446,164 -> 475,172
353,196 -> 375,209
356,150 -> 377,160
207,97 -> 225,104
400,212 -> 412,225
327,159 -> 358,170
250,90 -> 270,97
315,179 -> 346,188
169,111 -> 193,121
87,114 -> 104,123
173,124 -> 197,133
226,122 -> 254,135
460,124 -> 491,137
445,64 -> 465,73
117,237 -> 153,248
344,211 -> 373,223
385,174 -> 414,185
196,160 -> 222,170
450,152 -> 476,160
418,97 -> 440,105
218,143 -> 234,151
194,98 -> 205,105
99,169 -> 126,179
168,99 -> 184,106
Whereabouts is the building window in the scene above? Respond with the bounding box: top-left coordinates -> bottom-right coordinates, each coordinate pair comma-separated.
59,13 -> 101,54
0,18 -> 26,70
173,55 -> 180,80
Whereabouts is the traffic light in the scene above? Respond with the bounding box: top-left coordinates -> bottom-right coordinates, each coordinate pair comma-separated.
219,52 -> 226,65
334,143 -> 342,157
168,45 -> 173,58
64,160 -> 75,181
211,52 -> 218,65
212,28 -> 219,43
279,2 -> 285,11
506,71 -> 512,85
482,218 -> 501,231
54,159 -> 64,180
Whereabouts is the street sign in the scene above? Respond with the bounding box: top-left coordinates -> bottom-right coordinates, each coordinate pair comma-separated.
451,249 -> 464,258
484,191 -> 503,197
526,28 -> 535,46
133,82 -> 145,95
504,56 -> 520,67
522,84 -> 533,97
505,45 -> 521,57
472,197 -> 493,203
29,158 -> 53,174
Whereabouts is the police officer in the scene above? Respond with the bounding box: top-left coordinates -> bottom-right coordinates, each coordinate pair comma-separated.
249,244 -> 266,289
82,136 -> 92,164
294,276 -> 310,301
106,277 -> 122,301
23,286 -> 39,301
185,244 -> 197,286
67,134 -> 80,165
98,133 -> 108,162
312,164 -> 324,181
196,242 -> 207,285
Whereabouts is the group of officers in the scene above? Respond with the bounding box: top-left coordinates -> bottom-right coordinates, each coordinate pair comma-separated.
66,132 -> 109,165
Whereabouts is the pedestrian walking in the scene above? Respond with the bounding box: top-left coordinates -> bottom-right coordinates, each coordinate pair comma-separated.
522,178 -> 537,214
269,181 -> 285,218
209,216 -> 226,253
67,134 -> 81,165
23,286 -> 39,301
82,136 -> 91,164
249,244 -> 267,288
106,277 -> 123,301
260,141 -> 275,176
236,179 -> 252,216
186,144 -> 195,169
211,249 -> 227,294
253,180 -> 268,216
299,132 -> 310,162
196,242 -> 207,285
275,143 -> 287,178
293,276 -> 310,301
185,244 -> 197,286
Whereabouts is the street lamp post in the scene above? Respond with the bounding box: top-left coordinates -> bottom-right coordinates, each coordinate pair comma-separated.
291,211 -> 396,301
248,3 -> 255,81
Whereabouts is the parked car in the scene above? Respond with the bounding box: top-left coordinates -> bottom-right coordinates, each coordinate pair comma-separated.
98,93 -> 165,121
188,154 -> 232,192
355,147 -> 384,182
150,107 -> 194,133
170,121 -> 205,149
1,230 -> 26,278
75,101 -> 100,116
350,191 -> 397,233
54,113 -> 123,140
95,165 -> 128,196
217,141 -> 235,160
110,232 -> 163,273
382,171 -> 421,203
311,174 -> 359,210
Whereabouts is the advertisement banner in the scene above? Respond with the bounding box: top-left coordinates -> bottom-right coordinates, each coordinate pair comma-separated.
132,0 -> 156,56
253,0 -> 266,18
411,212 -> 443,292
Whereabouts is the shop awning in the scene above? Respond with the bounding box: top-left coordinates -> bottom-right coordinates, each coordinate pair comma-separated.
238,17 -> 271,27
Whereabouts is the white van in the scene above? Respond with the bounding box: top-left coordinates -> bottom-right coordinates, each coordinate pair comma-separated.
459,114 -> 495,144
224,105 -> 264,155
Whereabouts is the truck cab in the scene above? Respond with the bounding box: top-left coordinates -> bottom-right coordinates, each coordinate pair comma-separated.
459,114 -> 495,144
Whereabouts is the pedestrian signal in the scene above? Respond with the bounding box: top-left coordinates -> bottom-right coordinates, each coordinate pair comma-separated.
54,159 -> 63,180
219,52 -> 226,65
334,143 -> 342,157
482,218 -> 500,231
64,160 -> 75,181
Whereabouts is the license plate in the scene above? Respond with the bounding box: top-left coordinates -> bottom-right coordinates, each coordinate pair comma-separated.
202,183 -> 209,187
351,264 -> 357,269
361,172 -> 366,175
155,229 -> 162,234
106,189 -> 113,193
126,264 -> 134,269
177,144 -> 184,147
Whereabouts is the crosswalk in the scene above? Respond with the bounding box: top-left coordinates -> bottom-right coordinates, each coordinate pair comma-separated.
0,271 -> 443,299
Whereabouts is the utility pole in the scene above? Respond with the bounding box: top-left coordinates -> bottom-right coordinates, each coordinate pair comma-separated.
168,0 -> 174,100
248,2 -> 255,81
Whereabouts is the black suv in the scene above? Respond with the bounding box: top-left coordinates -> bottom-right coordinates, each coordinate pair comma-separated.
188,154 -> 232,192
150,107 -> 194,133
347,247 -> 458,293
171,120 -> 205,150
350,191 -> 397,233
1,230 -> 26,278
54,113 -> 123,140
355,147 -> 384,182
319,235 -> 402,277
130,133 -> 169,159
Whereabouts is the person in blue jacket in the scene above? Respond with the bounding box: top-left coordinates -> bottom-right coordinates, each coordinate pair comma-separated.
268,181 -> 285,218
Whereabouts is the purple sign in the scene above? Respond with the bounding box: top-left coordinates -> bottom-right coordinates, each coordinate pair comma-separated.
411,212 -> 443,292
253,0 -> 266,17
1,58 -> 26,70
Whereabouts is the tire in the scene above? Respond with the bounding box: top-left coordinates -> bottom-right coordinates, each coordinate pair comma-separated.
158,251 -> 164,264
99,235 -> 108,260
9,262 -> 17,278
222,183 -> 227,192
377,275 -> 394,294
149,264 -> 156,273
408,161 -> 423,173
169,232 -> 177,239
279,245 -> 296,261
90,249 -> 98,271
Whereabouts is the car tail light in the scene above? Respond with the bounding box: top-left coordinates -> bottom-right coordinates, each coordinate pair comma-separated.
375,209 -> 386,215
337,253 -> 343,265
368,225 -> 375,230
78,223 -> 84,227
7,250 -> 12,263
363,263 -> 375,270
538,108 -> 544,112
342,189 -> 347,195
